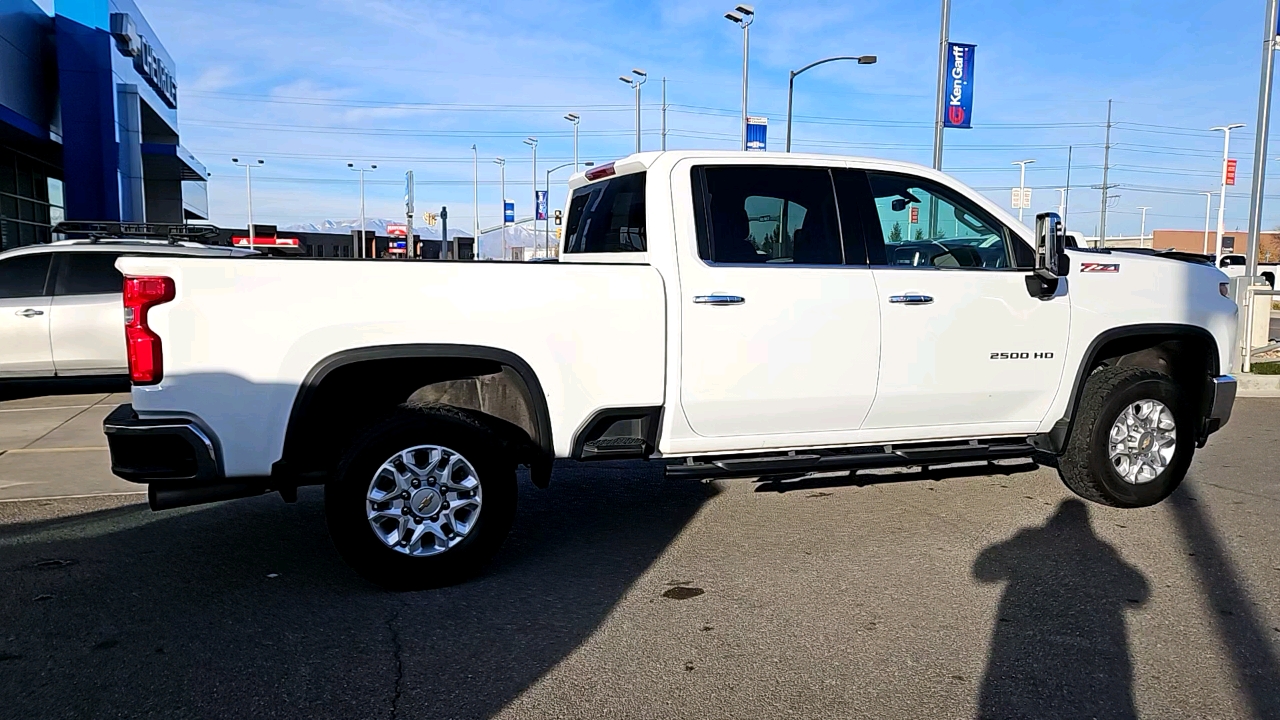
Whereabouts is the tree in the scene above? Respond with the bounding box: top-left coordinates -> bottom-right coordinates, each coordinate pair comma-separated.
914,227 -> 926,241
888,222 -> 903,242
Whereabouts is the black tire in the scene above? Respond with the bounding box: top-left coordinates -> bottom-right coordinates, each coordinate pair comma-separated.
325,406 -> 516,590
1058,366 -> 1195,508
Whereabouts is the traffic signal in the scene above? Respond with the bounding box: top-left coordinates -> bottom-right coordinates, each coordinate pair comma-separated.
555,228 -> 562,240
554,209 -> 563,226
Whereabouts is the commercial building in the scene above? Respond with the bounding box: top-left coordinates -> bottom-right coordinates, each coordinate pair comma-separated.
0,0 -> 206,252
1150,230 -> 1280,261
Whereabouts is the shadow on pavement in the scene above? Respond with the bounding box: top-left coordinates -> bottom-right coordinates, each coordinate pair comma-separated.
973,499 -> 1149,720
1167,489 -> 1280,718
0,376 -> 128,402
753,459 -> 1039,494
0,461 -> 712,719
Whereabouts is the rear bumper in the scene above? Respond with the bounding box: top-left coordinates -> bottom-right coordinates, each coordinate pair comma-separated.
1202,374 -> 1236,440
103,404 -> 221,483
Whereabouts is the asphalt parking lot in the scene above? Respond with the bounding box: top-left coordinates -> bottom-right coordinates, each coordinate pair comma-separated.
0,389 -> 1278,719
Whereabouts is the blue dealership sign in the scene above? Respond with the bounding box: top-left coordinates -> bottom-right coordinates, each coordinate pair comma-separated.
943,43 -> 976,129
504,200 -> 515,223
535,190 -> 548,220
746,116 -> 767,151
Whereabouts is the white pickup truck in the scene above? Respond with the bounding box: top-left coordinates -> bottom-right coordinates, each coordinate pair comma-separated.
103,151 -> 1238,589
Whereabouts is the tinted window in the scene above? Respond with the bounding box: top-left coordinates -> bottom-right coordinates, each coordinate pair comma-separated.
58,253 -> 123,295
867,173 -> 1029,269
0,253 -> 51,298
564,173 -> 646,253
695,166 -> 843,265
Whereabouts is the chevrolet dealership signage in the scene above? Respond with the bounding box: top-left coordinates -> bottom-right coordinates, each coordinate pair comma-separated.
110,12 -> 178,109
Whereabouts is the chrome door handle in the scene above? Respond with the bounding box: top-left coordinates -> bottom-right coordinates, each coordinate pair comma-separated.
694,294 -> 745,306
16,309 -> 44,317
888,294 -> 933,305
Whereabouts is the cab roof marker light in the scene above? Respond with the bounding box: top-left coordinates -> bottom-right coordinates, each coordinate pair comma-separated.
585,163 -> 616,181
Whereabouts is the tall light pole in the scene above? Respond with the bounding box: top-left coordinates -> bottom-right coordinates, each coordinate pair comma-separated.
724,5 -> 754,151
564,113 -> 580,170
785,55 -> 877,152
1056,188 -> 1067,218
347,162 -> 376,259
1245,0 -> 1280,280
471,144 -> 479,249
494,157 -> 506,260
932,0 -> 952,170
661,77 -> 668,150
231,157 -> 263,252
1211,123 -> 1245,259
618,71 -> 646,153
1012,159 -> 1035,224
1136,206 -> 1151,247
1200,191 -> 1215,255
543,160 -> 592,256
524,137 -> 538,248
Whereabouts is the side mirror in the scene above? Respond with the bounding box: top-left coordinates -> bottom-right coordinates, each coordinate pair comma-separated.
891,198 -> 909,213
1034,212 -> 1069,279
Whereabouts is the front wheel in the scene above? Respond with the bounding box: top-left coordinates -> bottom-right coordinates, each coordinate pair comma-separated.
1057,366 -> 1195,508
325,407 -> 516,590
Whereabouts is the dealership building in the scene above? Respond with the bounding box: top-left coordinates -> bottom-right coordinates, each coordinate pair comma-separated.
0,0 -> 206,251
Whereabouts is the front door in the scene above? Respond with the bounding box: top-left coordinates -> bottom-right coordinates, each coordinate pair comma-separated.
855,170 -> 1070,431
678,163 -> 881,438
0,253 -> 54,377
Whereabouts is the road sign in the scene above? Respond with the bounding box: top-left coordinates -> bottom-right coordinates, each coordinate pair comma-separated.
1226,158 -> 1238,186
942,43 -> 977,129
535,190 -> 548,221
504,201 -> 515,224
746,116 -> 768,151
909,206 -> 919,224
1011,187 -> 1032,209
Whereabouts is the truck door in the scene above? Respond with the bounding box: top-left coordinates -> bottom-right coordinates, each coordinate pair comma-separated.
49,252 -> 126,375
677,163 -> 881,438
852,170 -> 1070,431
0,253 -> 54,377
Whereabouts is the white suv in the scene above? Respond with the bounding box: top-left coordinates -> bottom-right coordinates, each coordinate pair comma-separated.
0,238 -> 253,379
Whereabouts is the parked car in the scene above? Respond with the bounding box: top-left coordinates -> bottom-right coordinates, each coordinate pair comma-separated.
102,151 -> 1238,589
1216,253 -> 1277,287
0,232 -> 253,379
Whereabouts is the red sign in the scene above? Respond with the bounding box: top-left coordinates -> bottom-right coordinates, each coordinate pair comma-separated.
909,206 -> 919,224
387,223 -> 408,238
1226,159 -> 1238,186
232,236 -> 298,247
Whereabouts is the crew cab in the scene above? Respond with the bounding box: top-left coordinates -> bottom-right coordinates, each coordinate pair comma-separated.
102,152 -> 1238,589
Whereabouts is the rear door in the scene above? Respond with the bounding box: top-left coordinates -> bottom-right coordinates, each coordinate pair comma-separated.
0,252 -> 54,376
851,169 -> 1070,431
49,251 -> 126,375
677,163 -> 881,438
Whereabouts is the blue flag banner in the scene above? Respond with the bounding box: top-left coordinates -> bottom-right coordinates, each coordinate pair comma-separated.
504,201 -> 515,223
535,190 -> 548,221
746,116 -> 768,151
943,43 -> 976,129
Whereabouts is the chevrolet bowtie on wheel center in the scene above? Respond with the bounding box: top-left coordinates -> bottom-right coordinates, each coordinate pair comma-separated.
102,151 -> 1238,589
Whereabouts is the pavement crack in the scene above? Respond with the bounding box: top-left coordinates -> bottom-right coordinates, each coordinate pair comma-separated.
387,609 -> 404,720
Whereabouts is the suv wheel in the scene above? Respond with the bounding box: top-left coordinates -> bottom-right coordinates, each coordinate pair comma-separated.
325,407 -> 516,590
1058,366 -> 1194,508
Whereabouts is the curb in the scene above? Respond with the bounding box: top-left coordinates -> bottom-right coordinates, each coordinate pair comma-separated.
1235,373 -> 1280,397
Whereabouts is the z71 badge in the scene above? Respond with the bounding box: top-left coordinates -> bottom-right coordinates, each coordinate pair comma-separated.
1080,262 -> 1120,273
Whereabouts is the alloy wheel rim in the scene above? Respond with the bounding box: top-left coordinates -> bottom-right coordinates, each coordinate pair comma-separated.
1107,399 -> 1177,485
365,445 -> 482,556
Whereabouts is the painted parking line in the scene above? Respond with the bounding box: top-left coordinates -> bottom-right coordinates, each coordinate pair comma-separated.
2,446 -> 108,454
0,405 -> 96,413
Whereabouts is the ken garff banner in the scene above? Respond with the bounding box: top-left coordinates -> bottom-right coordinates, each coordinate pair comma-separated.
943,42 -> 976,129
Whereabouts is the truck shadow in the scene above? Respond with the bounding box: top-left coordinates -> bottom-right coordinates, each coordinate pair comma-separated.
0,461 -> 712,720
0,376 -> 129,402
972,498 -> 1149,720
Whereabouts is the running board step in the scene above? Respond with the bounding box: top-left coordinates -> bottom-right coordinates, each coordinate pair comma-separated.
581,436 -> 648,459
666,442 -> 1036,481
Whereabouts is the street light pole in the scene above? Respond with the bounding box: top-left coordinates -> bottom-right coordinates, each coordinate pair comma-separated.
231,158 -> 263,252
932,0 -> 951,170
347,162 -> 376,259
471,144 -> 479,248
618,72 -> 647,153
494,157 -> 506,260
1056,188 -> 1067,218
785,55 -> 877,152
1136,206 -> 1151,247
724,5 -> 755,151
1012,159 -> 1035,224
1245,0 -> 1279,280
564,114 -> 580,170
1200,191 -> 1215,255
1211,123 -> 1245,259
524,137 -> 538,251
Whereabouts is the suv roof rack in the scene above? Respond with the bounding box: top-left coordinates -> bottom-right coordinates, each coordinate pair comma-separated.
52,221 -> 220,245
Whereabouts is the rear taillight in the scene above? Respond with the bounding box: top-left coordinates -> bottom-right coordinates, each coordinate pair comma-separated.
123,276 -> 175,384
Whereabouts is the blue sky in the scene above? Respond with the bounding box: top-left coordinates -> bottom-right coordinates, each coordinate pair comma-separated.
138,0 -> 1280,238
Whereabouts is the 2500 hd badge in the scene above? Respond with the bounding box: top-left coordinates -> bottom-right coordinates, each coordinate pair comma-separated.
990,352 -> 1055,360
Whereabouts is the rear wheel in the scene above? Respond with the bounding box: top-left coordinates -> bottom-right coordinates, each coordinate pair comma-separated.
1058,366 -> 1194,508
325,407 -> 516,590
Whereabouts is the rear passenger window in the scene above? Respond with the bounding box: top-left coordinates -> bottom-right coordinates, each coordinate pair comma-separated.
57,253 -> 123,295
0,253 -> 52,298
694,166 -> 843,265
564,173 -> 646,253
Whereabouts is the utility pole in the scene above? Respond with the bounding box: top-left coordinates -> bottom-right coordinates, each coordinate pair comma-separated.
1201,191 -> 1215,255
725,5 -> 755,151
1012,159 -> 1035,224
1098,100 -> 1113,248
494,157 -> 506,260
471,145 -> 479,250
661,77 -> 668,151
1136,205 -> 1151,247
1212,122 -> 1246,259
932,0 -> 952,170
347,162 -> 377,258
231,158 -> 263,252
1245,0 -> 1279,280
